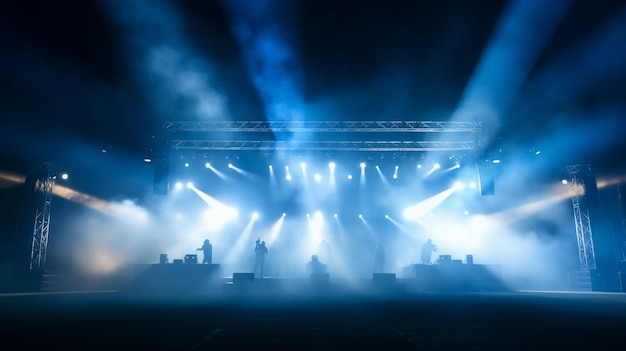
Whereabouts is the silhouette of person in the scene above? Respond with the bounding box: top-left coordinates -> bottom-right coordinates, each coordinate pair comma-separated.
196,239 -> 212,264
306,254 -> 326,275
421,238 -> 438,264
254,240 -> 268,278
374,241 -> 385,273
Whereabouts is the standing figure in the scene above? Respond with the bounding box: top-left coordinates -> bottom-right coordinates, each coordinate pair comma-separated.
420,238 -> 438,264
374,241 -> 385,273
197,239 -> 213,264
254,240 -> 268,278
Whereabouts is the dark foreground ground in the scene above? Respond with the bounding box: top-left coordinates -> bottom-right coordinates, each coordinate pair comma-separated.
1,280 -> 625,350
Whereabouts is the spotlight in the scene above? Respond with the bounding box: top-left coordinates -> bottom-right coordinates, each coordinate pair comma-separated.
434,163 -> 440,169
143,158 -> 152,163
186,182 -> 193,189
464,210 -> 469,215
385,214 -> 390,219
314,174 -> 322,182
492,159 -> 501,164
329,162 -> 336,170
184,162 -> 190,168
454,181 -> 465,190
360,162 -> 366,169
469,182 -> 477,189
375,165 -> 380,170
561,179 -> 568,185
347,174 -> 353,180
300,162 -> 306,169
205,162 -> 211,168
333,213 -> 338,218
60,173 -> 69,180
358,214 -> 363,219
252,212 -> 259,219
174,182 -> 183,190
282,212 -> 286,217
286,174 -> 292,181
228,163 -> 233,168
417,164 -> 422,169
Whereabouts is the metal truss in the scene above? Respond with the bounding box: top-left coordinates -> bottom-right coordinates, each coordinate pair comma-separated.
29,163 -> 55,271
169,140 -> 476,152
162,120 -> 484,152
566,164 -> 596,271
163,120 -> 484,133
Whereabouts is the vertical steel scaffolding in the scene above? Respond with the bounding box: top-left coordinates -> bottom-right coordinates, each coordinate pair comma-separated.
566,164 -> 596,271
29,163 -> 56,271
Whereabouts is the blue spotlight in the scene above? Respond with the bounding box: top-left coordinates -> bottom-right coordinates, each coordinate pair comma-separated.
184,162 -> 190,168
329,162 -> 336,170
186,182 -> 193,189
205,162 -> 211,168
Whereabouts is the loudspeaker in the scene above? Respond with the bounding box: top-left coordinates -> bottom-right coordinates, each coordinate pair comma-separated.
159,254 -> 168,264
233,273 -> 254,285
373,273 -> 396,285
153,164 -> 170,195
438,255 -> 452,264
184,254 -> 197,264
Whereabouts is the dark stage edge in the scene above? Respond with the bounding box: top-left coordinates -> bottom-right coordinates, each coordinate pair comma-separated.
2,286 -> 626,350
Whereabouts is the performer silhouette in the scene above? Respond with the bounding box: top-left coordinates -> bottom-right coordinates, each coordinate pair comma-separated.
254,240 -> 268,278
196,239 -> 212,264
421,238 -> 438,264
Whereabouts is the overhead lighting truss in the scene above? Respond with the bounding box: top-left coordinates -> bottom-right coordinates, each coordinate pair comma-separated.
161,120 -> 484,152
163,120 -> 484,133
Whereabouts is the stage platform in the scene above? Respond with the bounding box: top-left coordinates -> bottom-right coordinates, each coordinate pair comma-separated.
124,262 -> 508,297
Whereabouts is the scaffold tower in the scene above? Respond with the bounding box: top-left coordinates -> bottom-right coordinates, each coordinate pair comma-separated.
29,163 -> 56,271
566,164 -> 597,271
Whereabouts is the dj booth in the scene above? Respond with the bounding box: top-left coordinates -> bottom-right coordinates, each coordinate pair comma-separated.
401,261 -> 507,292
129,256 -> 222,293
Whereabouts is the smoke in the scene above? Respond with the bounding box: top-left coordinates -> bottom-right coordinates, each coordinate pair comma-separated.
101,0 -> 227,120
222,0 -> 304,123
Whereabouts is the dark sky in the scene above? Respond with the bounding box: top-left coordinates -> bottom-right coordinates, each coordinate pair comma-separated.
1,0 -> 625,198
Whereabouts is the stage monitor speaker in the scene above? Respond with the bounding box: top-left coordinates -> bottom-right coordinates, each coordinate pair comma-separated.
438,255 -> 452,264
310,273 -> 330,285
159,254 -> 168,264
233,273 -> 254,285
184,254 -> 197,264
466,255 -> 474,265
373,273 -> 396,286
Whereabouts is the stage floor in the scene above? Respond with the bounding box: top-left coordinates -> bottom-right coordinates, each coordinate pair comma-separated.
1,287 -> 625,350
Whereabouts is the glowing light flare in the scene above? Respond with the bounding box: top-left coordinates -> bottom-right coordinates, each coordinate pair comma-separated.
403,186 -> 457,221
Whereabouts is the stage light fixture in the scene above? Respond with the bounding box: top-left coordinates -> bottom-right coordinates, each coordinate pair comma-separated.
329,162 -> 336,170
417,164 -> 422,169
385,214 -> 390,219
228,163 -> 234,168
347,174 -> 353,180
358,214 -> 363,219
205,162 -> 211,168
174,182 -> 183,190
60,173 -> 69,180
286,174 -> 292,181
360,162 -> 366,169
434,163 -> 440,169
184,162 -> 190,168
314,174 -> 322,182
186,182 -> 193,189
282,212 -> 286,217
252,212 -> 259,219
469,182 -> 477,189
333,213 -> 338,218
